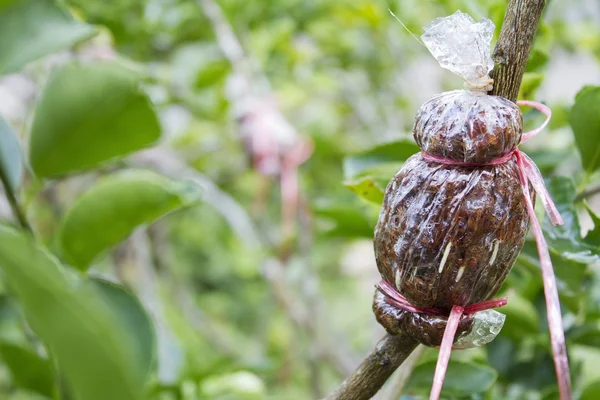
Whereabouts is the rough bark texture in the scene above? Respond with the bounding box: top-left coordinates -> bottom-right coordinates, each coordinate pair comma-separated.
489,0 -> 546,101
325,1 -> 546,399
323,333 -> 419,400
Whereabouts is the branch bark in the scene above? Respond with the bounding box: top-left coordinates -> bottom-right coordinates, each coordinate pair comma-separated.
323,334 -> 419,400
326,1 -> 546,399
489,0 -> 546,101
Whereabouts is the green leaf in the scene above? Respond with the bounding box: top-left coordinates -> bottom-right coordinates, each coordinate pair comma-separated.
314,203 -> 374,238
570,86 -> 600,173
0,341 -> 55,397
342,139 -> 418,180
570,321 -> 600,348
200,371 -> 265,398
518,239 -> 591,313
0,0 -> 95,74
59,170 -> 200,269
89,279 -> 156,379
498,292 -> 540,339
29,62 -> 161,178
0,117 -> 22,191
0,225 -> 145,400
518,73 -> 544,100
544,177 -> 600,264
582,381 -> 600,400
526,147 -> 573,175
526,49 -> 550,73
195,59 -> 231,89
406,359 -> 498,396
343,177 -> 384,204
584,203 -> 600,248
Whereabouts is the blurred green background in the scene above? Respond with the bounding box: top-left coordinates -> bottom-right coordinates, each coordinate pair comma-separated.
0,0 -> 599,399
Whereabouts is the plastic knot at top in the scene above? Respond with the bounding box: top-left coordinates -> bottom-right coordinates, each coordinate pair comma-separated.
421,10 -> 495,92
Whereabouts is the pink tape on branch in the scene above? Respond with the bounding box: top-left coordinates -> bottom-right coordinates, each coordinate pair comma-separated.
430,305 -> 464,400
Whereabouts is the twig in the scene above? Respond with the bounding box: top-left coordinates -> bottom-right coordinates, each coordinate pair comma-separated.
326,1 -> 546,399
0,168 -> 31,232
489,0 -> 547,101
323,334 -> 419,400
376,345 -> 425,400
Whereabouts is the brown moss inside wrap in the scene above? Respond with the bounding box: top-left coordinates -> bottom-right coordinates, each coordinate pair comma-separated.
373,90 -> 531,347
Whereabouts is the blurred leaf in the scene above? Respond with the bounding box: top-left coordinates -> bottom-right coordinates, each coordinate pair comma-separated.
520,239 -> 591,313
195,59 -> 231,89
314,203 -> 374,238
570,321 -> 600,348
518,73 -> 544,100
582,381 -> 600,400
544,177 -> 600,264
342,139 -> 418,180
548,103 -> 571,131
570,86 -> 600,173
59,170 -> 201,269
584,203 -> 600,248
29,62 -> 160,178
343,177 -> 384,204
0,0 -> 95,74
0,225 -> 145,400
0,117 -> 22,191
89,279 -> 156,379
200,371 -> 265,399
0,341 -> 54,397
486,337 -> 517,376
526,49 -> 550,73
507,351 -> 558,391
508,254 -> 544,300
406,359 -> 497,396
499,291 -> 540,338
526,148 -> 573,175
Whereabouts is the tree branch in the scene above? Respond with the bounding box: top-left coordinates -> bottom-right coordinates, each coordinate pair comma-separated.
0,169 -> 31,233
376,345 -> 425,400
489,0 -> 546,101
324,334 -> 419,400
326,2 -> 547,399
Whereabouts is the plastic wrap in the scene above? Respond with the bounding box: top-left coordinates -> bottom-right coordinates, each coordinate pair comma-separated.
372,10 -> 528,350
373,10 -> 571,400
373,149 -> 529,346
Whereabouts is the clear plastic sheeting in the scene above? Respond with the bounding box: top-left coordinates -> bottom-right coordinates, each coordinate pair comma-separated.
373,10 -> 525,351
421,11 -> 495,90
414,90 -> 522,163
453,310 -> 506,349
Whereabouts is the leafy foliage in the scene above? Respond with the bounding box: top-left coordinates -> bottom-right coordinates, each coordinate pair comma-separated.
0,226 -> 147,400
0,0 -> 598,399
59,170 -> 201,269
570,86 -> 600,173
29,62 -> 160,178
0,0 -> 95,74
0,341 -> 55,397
407,359 -> 498,396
